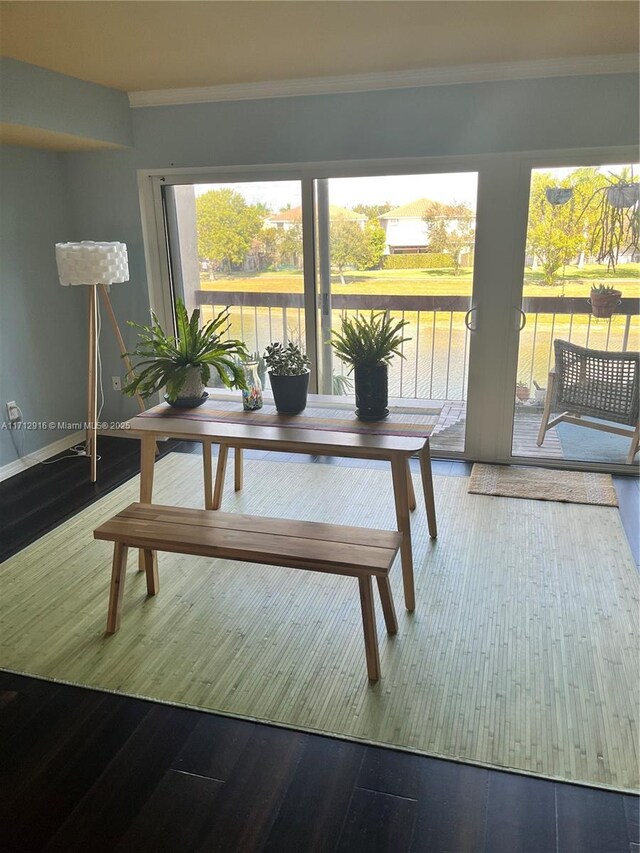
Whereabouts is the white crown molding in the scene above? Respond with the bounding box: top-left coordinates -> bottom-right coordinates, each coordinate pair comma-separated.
129,54 -> 638,108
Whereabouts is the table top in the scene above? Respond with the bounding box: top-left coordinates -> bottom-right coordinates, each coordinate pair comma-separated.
128,393 -> 437,457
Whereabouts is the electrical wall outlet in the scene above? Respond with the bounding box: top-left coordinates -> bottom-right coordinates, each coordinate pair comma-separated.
6,401 -> 22,424
112,376 -> 122,392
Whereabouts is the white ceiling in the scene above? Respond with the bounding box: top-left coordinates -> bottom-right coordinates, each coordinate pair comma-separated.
1,1 -> 638,94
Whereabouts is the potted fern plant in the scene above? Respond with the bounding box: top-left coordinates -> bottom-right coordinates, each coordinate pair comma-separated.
263,340 -> 311,413
329,311 -> 410,420
123,300 -> 248,406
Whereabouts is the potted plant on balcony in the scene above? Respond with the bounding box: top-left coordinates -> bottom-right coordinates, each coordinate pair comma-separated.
588,284 -> 622,319
263,340 -> 311,414
515,380 -> 530,403
329,311 -> 410,420
123,300 -> 248,406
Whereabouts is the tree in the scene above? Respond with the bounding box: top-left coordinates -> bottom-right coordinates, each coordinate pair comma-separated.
526,168 -> 607,284
278,223 -> 303,268
196,188 -> 263,273
361,218 -> 387,270
330,218 -> 368,284
423,202 -> 475,275
352,203 -> 392,220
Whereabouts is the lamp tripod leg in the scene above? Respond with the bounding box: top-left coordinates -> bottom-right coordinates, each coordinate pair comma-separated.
87,287 -> 98,483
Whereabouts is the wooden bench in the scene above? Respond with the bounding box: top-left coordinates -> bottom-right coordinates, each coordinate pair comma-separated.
94,503 -> 403,681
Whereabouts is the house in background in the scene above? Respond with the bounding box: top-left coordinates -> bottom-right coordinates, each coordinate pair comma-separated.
265,203 -> 366,230
378,198 -> 440,254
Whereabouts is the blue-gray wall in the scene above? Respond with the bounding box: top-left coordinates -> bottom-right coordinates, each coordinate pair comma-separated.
0,145 -> 87,465
0,58 -> 132,147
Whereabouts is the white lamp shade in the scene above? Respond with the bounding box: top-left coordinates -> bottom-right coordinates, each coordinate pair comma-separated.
55,241 -> 129,286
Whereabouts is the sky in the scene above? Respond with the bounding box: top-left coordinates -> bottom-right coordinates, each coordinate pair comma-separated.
193,163 -> 637,214
195,172 -> 479,212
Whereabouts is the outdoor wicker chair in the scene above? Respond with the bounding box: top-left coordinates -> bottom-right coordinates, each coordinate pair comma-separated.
537,340 -> 639,465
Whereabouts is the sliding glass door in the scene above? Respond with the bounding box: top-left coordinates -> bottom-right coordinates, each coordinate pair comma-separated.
149,152 -> 636,469
314,173 -> 479,453
162,169 -> 480,455
510,162 -> 639,467
164,179 -> 307,393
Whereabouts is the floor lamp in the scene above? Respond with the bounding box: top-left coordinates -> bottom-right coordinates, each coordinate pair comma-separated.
55,241 -> 146,483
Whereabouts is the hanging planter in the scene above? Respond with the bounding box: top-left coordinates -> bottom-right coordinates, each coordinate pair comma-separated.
588,285 -> 622,319
545,187 -> 573,206
606,182 -> 639,210
581,172 -> 640,271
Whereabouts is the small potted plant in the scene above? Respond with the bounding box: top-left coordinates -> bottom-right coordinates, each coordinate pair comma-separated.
329,311 -> 410,420
263,341 -> 311,414
515,381 -> 530,403
123,300 -> 248,406
589,284 -> 622,319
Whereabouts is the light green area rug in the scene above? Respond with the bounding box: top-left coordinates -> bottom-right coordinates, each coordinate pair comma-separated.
1,453 -> 638,792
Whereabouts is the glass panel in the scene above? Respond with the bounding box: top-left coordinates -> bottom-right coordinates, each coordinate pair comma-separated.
512,164 -> 639,465
165,180 -> 305,392
317,173 -> 478,453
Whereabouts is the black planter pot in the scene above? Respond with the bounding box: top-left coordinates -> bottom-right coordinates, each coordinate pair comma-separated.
354,363 -> 389,421
269,370 -> 310,414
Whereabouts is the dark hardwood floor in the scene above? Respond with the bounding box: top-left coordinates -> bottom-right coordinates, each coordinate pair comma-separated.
0,436 -> 638,852
0,671 -> 637,853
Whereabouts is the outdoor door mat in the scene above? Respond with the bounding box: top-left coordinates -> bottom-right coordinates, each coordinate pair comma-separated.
468,463 -> 618,506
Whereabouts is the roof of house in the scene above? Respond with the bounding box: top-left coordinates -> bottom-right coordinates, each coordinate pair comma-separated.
379,198 -> 441,219
266,204 -> 366,223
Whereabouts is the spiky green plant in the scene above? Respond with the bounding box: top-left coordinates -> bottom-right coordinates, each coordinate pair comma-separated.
590,284 -> 620,295
329,311 -> 411,372
123,300 -> 248,402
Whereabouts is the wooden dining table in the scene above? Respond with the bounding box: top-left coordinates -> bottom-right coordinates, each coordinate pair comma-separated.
127,394 -> 439,612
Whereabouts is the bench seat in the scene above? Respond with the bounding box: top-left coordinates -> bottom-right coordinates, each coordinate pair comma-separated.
94,503 -> 403,681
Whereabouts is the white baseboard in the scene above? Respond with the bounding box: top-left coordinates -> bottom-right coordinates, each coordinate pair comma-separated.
0,431 -> 85,483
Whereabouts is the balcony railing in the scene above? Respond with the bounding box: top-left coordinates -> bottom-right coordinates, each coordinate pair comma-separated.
196,290 -> 639,401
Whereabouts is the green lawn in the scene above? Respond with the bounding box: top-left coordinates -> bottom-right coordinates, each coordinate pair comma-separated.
200,263 -> 639,299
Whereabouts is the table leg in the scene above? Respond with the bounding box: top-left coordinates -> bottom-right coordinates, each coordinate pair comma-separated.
406,459 -> 416,512
138,434 -> 156,571
212,444 -> 228,510
203,439 -> 213,510
390,454 -> 415,612
234,447 -> 243,492
419,442 -> 437,539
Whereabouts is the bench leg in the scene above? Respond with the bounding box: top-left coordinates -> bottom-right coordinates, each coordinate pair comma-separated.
358,576 -> 381,682
391,454 -> 415,612
143,549 -> 159,595
234,447 -> 243,492
107,543 -> 129,634
406,459 -> 416,512
203,439 -> 213,510
376,576 -> 398,634
212,445 -> 228,510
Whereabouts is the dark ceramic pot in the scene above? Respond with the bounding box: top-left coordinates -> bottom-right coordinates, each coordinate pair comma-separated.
354,362 -> 389,421
269,370 -> 310,414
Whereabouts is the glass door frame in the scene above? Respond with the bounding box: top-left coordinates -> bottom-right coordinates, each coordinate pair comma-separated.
496,145 -> 639,475
137,145 -> 636,468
